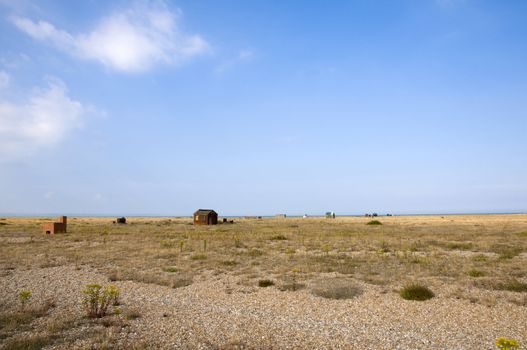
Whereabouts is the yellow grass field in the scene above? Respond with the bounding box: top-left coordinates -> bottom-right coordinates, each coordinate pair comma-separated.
1,214 -> 526,349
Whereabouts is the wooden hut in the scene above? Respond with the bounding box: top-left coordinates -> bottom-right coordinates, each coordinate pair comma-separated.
193,209 -> 218,225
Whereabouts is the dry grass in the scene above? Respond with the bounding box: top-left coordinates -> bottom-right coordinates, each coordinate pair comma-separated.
0,214 -> 526,346
310,278 -> 363,299
0,301 -> 55,337
1,215 -> 526,288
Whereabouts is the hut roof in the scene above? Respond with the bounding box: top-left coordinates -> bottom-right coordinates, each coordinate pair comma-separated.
194,209 -> 217,215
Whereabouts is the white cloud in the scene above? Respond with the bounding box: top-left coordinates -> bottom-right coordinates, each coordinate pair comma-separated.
0,71 -> 9,88
11,1 -> 210,73
214,48 -> 254,75
0,78 -> 86,160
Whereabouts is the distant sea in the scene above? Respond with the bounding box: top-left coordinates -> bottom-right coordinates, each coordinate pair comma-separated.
0,212 -> 524,218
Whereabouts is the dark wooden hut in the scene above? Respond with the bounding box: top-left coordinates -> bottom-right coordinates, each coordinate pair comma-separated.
193,209 -> 218,225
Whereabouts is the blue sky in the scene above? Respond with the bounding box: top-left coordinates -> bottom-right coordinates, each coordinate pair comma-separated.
0,0 -> 525,216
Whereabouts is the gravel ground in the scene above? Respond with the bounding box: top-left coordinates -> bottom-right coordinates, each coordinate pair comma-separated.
1,265 -> 525,349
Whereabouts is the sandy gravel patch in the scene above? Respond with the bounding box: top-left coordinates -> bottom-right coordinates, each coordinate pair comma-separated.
1,265 -> 525,349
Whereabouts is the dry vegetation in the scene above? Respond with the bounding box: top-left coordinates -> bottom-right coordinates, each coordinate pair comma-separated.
0,214 -> 526,349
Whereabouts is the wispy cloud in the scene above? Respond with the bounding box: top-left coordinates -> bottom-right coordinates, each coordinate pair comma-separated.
214,48 -> 254,75
0,78 -> 87,160
11,1 -> 210,73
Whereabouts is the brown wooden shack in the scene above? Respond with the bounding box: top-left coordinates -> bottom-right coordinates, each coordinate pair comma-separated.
42,216 -> 67,235
193,209 -> 218,225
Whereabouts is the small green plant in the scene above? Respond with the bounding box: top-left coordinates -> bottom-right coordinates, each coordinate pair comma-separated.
101,227 -> 110,243
321,243 -> 332,256
2,335 -> 55,350
496,337 -> 519,350
492,244 -> 522,260
472,254 -> 488,262
447,242 -> 473,250
203,239 -> 207,252
258,279 -> 275,287
400,284 -> 434,301
516,231 -> 527,238
248,249 -> 264,257
503,279 -> 527,292
270,234 -> 287,240
498,248 -> 522,260
82,284 -> 120,318
123,308 -> 141,320
408,256 -> 425,264
378,240 -> 390,253
285,248 -> 296,259
179,240 -> 185,252
18,290 -> 32,308
160,240 -> 174,248
467,269 -> 485,277
107,284 -> 120,306
191,254 -> 207,260
367,220 -> 382,225
233,235 -> 242,248
288,267 -> 300,291
164,266 -> 178,273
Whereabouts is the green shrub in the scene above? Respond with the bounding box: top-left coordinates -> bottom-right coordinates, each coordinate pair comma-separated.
400,284 -> 434,301
82,284 -> 120,318
367,220 -> 382,225
258,279 -> 275,287
164,267 -> 178,273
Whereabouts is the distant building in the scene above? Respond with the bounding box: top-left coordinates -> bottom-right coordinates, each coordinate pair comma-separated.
193,209 -> 218,225
326,212 -> 336,219
42,216 -> 67,235
275,214 -> 287,218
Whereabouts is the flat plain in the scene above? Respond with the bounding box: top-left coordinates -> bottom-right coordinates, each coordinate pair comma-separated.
1,214 -> 526,349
